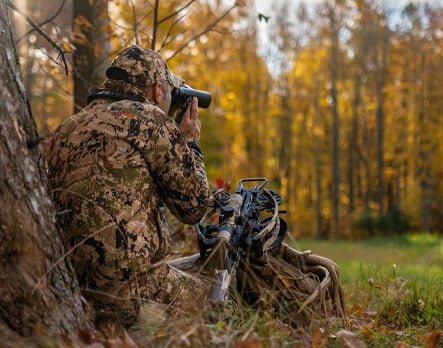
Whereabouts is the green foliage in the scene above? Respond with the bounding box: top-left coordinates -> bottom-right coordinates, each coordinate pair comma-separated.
376,205 -> 411,234
355,206 -> 411,235
355,209 -> 374,231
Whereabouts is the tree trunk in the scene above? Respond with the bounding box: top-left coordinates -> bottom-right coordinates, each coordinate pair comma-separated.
375,23 -> 389,217
330,9 -> 340,236
0,3 -> 91,341
348,71 -> 360,213
73,0 -> 110,112
312,77 -> 324,239
362,99 -> 371,212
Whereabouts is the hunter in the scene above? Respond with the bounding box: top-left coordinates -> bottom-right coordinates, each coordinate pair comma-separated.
48,46 -> 211,328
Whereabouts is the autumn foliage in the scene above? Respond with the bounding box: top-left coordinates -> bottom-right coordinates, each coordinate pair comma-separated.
11,0 -> 443,240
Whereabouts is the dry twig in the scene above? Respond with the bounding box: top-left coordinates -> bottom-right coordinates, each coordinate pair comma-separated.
7,0 -> 71,75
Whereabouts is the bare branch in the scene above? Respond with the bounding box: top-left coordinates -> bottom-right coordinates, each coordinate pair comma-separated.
159,12 -> 188,49
157,0 -> 195,25
16,0 -> 68,44
130,0 -> 140,45
7,0 -> 70,75
152,0 -> 160,49
166,1 -> 238,61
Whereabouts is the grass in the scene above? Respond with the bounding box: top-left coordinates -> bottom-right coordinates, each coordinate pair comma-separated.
36,233 -> 443,347
128,233 -> 443,347
292,233 -> 443,347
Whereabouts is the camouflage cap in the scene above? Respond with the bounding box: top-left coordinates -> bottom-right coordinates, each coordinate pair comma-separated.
105,45 -> 183,89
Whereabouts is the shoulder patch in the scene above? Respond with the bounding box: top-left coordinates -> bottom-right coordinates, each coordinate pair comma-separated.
112,111 -> 134,118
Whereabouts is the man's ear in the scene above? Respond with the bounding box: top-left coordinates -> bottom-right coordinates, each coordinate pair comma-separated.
152,81 -> 164,104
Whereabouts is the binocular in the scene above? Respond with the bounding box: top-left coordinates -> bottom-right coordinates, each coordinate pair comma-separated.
172,85 -> 211,109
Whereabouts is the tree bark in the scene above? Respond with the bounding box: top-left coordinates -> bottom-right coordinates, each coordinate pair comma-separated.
0,2 -> 91,341
73,0 -> 110,112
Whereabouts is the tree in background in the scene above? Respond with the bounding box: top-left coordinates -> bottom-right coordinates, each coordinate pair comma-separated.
72,0 -> 111,112
12,0 -> 73,132
7,0 -> 443,243
392,3 -> 443,232
260,0 -> 442,236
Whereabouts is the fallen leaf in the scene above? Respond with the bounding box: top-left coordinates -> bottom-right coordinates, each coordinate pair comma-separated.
425,329 -> 442,348
277,274 -> 290,288
234,338 -> 263,348
361,323 -> 373,339
336,329 -> 367,348
311,326 -> 327,348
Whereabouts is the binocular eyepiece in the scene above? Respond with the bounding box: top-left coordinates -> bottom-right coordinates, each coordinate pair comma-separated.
171,85 -> 211,109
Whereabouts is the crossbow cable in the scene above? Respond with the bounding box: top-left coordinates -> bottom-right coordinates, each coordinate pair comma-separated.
252,188 -> 280,251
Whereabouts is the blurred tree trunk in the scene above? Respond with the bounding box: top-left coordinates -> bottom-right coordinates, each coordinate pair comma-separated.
375,22 -> 389,217
313,77 -> 324,238
238,13 -> 269,177
362,98 -> 371,211
348,70 -> 360,213
0,3 -> 91,341
413,6 -> 439,232
418,51 -> 432,232
269,0 -> 297,198
73,0 -> 110,112
328,1 -> 341,236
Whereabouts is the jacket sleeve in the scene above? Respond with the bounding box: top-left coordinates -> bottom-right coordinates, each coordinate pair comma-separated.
145,117 -> 210,224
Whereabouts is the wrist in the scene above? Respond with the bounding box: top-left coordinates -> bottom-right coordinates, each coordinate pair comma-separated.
183,135 -> 199,143
187,140 -> 202,155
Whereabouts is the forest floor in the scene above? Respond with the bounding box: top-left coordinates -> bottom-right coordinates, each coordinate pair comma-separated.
37,233 -> 443,348
122,233 -> 442,347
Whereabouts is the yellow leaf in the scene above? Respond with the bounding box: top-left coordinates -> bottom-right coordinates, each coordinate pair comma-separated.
62,41 -> 76,53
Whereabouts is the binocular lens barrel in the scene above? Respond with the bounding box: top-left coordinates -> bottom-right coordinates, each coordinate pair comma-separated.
172,85 -> 211,108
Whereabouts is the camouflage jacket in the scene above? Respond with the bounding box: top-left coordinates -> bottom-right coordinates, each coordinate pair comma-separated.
47,98 -> 210,289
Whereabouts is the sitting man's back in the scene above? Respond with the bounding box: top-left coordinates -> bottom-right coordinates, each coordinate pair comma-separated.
48,46 -> 210,327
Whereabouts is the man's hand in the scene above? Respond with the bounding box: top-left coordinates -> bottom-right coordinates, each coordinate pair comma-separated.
178,97 -> 201,142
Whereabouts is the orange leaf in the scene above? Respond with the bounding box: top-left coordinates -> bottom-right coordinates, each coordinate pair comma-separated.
425,329 -> 442,348
311,326 -> 327,348
361,323 -> 373,339
234,338 -> 263,348
277,274 -> 290,288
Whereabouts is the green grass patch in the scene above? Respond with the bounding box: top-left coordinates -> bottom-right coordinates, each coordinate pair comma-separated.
290,234 -> 443,346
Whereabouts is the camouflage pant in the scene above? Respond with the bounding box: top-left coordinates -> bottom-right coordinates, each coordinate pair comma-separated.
85,245 -> 345,330
85,259 -> 210,329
